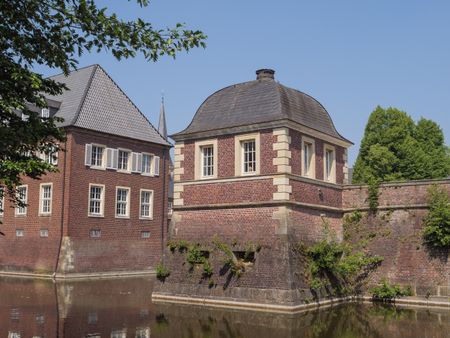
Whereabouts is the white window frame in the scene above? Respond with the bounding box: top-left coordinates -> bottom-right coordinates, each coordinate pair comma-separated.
141,153 -> 154,176
323,144 -> 336,183
115,186 -> 131,218
41,108 -> 50,118
88,184 -> 105,217
194,139 -> 218,179
301,136 -> 316,178
39,183 -> 52,216
90,144 -> 106,169
15,185 -> 28,216
234,133 -> 260,176
139,189 -> 154,219
117,148 -> 131,173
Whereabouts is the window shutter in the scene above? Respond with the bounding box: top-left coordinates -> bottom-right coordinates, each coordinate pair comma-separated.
112,149 -> 118,169
154,156 -> 160,176
136,153 -> 142,173
106,148 -> 118,169
85,144 -> 92,166
131,152 -> 140,173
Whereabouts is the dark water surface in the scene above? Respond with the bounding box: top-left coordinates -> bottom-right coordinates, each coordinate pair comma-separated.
0,277 -> 448,338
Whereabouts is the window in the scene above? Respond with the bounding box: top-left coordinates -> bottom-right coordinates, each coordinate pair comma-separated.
16,229 -> 24,237
8,332 -> 21,338
136,327 -> 150,338
140,190 -> 153,219
111,329 -> 127,338
324,145 -> 336,183
41,108 -> 49,118
116,187 -> 130,218
42,151 -> 58,165
242,140 -> 256,174
39,184 -> 52,215
40,229 -> 49,238
15,185 -> 27,216
301,137 -> 315,178
141,231 -> 151,239
168,201 -> 173,216
88,184 -> 104,217
141,153 -> 153,175
91,145 -> 104,167
90,229 -> 101,238
21,112 -> 28,121
118,149 -> 130,171
201,145 -> 214,177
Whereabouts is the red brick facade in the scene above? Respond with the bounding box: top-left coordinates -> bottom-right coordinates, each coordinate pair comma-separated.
0,127 -> 170,275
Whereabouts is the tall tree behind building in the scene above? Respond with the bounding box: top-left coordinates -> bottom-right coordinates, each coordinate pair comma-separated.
353,106 -> 450,183
0,0 -> 206,207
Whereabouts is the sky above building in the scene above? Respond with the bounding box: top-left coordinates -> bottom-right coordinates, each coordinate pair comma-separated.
37,0 -> 450,165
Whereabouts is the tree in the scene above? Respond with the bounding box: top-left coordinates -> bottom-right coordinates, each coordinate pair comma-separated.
423,185 -> 450,248
353,106 -> 450,183
0,0 -> 206,210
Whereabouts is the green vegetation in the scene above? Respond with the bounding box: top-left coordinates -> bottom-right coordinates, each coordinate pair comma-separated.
0,0 -> 206,210
155,261 -> 170,281
370,280 -> 413,302
368,179 -> 380,213
353,106 -> 450,184
423,185 -> 450,248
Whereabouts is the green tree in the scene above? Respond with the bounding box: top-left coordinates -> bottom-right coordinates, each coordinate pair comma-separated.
353,106 -> 450,183
0,0 -> 206,209
423,185 -> 450,248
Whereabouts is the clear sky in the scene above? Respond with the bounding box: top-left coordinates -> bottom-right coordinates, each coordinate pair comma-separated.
38,0 -> 450,165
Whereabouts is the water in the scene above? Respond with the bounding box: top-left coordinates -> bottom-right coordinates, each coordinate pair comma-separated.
0,277 -> 448,338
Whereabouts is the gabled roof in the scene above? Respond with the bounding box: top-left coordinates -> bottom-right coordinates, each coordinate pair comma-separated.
172,69 -> 351,145
47,64 -> 170,146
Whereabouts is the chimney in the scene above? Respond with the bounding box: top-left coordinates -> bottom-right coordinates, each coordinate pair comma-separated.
256,69 -> 275,81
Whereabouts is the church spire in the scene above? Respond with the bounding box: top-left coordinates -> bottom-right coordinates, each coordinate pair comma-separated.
158,93 -> 168,140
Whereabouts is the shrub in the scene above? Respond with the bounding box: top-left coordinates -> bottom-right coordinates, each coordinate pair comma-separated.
423,185 -> 450,248
370,280 -> 413,301
186,244 -> 206,266
202,260 -> 213,277
156,261 -> 170,281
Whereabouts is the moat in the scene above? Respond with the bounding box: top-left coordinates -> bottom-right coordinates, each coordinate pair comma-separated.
0,276 -> 448,338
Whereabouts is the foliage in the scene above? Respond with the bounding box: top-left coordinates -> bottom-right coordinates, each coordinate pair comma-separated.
212,236 -> 246,278
306,239 -> 383,295
368,179 -> 380,213
156,261 -> 170,281
186,244 -> 206,266
0,0 -> 206,209
353,106 -> 450,184
423,185 -> 450,248
202,260 -> 213,278
370,280 -> 413,302
167,239 -> 189,252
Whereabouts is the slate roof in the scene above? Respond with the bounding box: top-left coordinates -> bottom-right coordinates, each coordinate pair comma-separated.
172,70 -> 350,143
46,64 -> 170,146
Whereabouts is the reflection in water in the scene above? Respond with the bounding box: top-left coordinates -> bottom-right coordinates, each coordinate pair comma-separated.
0,277 -> 449,338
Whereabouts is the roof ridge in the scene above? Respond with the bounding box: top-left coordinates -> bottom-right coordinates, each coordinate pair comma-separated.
92,65 -> 170,146
70,64 -> 98,125
48,64 -> 99,80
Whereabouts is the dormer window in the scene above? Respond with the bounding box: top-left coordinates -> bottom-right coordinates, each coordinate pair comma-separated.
41,108 -> 50,118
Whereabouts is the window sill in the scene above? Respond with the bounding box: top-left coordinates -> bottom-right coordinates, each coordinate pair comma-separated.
117,169 -> 131,174
15,214 -> 27,217
139,217 -> 153,220
88,214 -> 104,218
89,166 -> 106,171
39,213 -> 52,217
141,173 -> 155,177
115,215 -> 130,219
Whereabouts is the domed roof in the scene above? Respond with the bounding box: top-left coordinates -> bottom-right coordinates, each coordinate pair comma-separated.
172,69 -> 350,143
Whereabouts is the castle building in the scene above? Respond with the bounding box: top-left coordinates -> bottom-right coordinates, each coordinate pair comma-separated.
154,69 -> 354,306
0,65 -> 171,277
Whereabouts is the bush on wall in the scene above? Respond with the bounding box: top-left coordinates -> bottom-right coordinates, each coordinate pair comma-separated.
423,185 -> 450,248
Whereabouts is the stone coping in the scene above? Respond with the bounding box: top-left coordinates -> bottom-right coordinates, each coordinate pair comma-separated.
0,270 -> 155,280
152,293 -> 450,314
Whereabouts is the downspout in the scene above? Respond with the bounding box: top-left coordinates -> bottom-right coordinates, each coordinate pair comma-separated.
53,137 -> 68,279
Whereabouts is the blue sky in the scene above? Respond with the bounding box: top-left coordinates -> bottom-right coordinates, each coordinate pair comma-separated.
39,1 -> 450,165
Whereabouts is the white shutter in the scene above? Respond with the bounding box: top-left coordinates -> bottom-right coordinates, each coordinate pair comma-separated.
131,152 -> 139,172
112,149 -> 118,169
136,153 -> 142,173
106,148 -> 118,169
85,144 -> 92,166
154,156 -> 160,176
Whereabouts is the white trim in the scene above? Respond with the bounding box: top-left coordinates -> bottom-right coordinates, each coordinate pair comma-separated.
323,144 -> 336,183
90,143 -> 107,170
117,148 -> 132,173
88,184 -> 105,217
195,139 -> 218,180
301,136 -> 316,179
115,186 -> 131,219
139,189 -> 154,219
234,133 -> 260,176
39,183 -> 53,216
15,185 -> 28,216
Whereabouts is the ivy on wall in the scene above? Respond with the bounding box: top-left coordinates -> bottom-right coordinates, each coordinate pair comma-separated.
423,185 -> 450,248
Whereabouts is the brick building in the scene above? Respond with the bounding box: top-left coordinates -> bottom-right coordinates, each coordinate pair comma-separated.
154,69 -> 355,306
0,65 -> 171,277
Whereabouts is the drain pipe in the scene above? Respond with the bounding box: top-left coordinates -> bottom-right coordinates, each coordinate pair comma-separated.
160,147 -> 168,264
